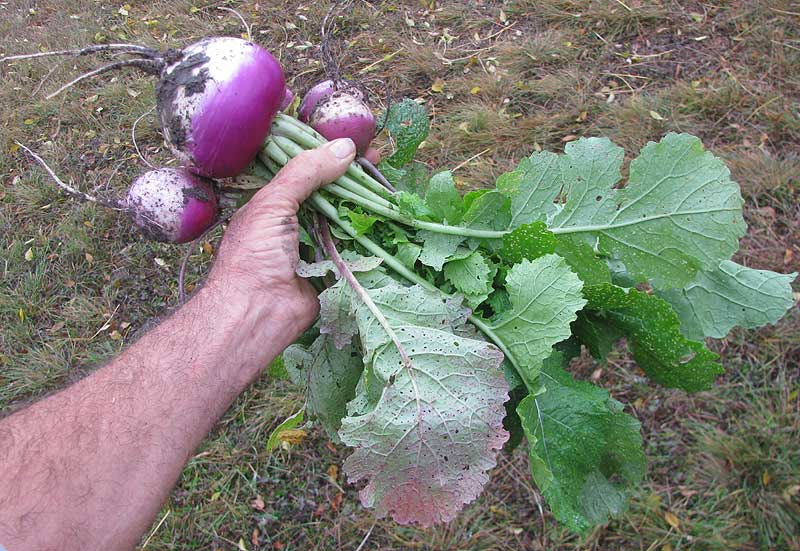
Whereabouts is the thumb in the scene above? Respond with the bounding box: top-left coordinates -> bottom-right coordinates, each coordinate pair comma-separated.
257,138 -> 356,208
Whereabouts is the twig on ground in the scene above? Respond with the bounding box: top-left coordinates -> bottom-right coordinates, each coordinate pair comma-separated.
451,147 -> 491,173
31,61 -> 64,97
354,518 -> 377,551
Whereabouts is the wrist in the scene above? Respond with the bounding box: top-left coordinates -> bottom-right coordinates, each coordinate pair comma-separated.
190,281 -> 294,383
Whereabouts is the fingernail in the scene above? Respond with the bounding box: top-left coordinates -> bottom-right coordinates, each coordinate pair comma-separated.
328,138 -> 356,159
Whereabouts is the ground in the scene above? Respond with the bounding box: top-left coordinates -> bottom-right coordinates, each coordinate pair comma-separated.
1,1 -> 799,550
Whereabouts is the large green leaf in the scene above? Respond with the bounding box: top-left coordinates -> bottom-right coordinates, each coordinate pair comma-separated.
583,284 -> 722,391
517,353 -> 645,534
659,261 -> 797,340
382,98 -> 430,168
284,335 -> 363,441
487,255 -> 587,385
498,134 -> 746,289
496,150 -> 561,227
338,280 -> 509,526
554,134 -> 745,288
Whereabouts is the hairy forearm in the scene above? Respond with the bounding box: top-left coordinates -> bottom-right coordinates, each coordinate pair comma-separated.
0,284 -> 294,551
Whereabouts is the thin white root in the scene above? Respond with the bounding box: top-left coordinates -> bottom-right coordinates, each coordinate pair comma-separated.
217,7 -> 252,42
46,58 -> 162,100
31,61 -> 64,97
15,141 -> 124,210
132,106 -> 157,168
178,214 -> 232,303
1,43 -> 159,63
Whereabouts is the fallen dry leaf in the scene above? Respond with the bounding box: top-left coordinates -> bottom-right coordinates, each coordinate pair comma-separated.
664,511 -> 681,529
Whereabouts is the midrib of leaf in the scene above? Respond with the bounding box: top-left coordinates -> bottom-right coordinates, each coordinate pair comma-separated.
319,219 -> 425,440
550,206 -> 741,234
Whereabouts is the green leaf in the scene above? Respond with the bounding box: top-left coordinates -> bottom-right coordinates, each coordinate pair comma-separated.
417,231 -> 464,271
500,221 -> 557,265
583,284 -> 722,391
551,134 -> 746,289
461,190 -> 512,231
397,191 -> 436,221
487,255 -> 587,386
517,354 -> 645,533
382,98 -> 430,168
343,208 -> 379,236
463,189 -> 491,211
266,408 -> 305,453
659,261 -> 797,340
395,241 -> 423,268
444,250 -> 493,297
553,236 -> 612,286
339,282 -> 509,525
378,160 -> 429,194
425,171 -> 464,224
267,355 -> 289,379
487,288 -> 511,317
572,312 -> 622,360
284,335 -> 363,441
298,225 -> 314,247
497,151 -> 561,228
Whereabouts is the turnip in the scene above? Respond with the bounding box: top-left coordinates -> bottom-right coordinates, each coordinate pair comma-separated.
308,90 -> 376,155
126,168 -> 219,244
298,80 -> 365,120
156,37 -> 285,179
3,37 -> 285,179
280,87 -> 295,111
16,143 -> 219,245
298,79 -> 336,122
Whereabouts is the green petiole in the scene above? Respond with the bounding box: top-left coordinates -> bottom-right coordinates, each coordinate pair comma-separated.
308,192 -> 524,383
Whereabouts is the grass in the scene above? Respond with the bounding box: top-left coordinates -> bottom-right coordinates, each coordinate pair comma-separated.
1,1 -> 798,549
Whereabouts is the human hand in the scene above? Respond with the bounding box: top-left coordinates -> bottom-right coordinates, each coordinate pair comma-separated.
207,137 -> 360,341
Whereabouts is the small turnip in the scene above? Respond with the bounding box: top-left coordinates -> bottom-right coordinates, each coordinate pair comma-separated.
309,90 -> 376,154
126,168 -> 219,243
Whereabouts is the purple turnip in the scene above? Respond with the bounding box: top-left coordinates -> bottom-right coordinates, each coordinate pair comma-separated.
298,79 -> 336,122
279,87 -> 295,111
309,91 -> 376,154
298,79 -> 365,122
156,37 -> 285,179
126,168 -> 219,244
